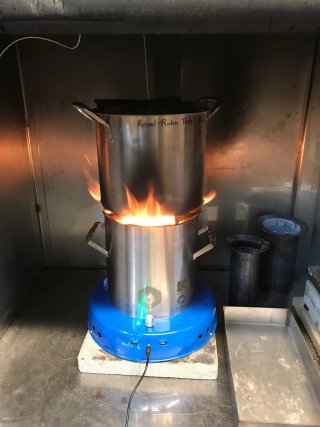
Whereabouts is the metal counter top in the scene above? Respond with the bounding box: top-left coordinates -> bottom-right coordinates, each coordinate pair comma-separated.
0,270 -> 233,427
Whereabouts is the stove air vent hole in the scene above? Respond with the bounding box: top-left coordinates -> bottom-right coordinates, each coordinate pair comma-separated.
206,328 -> 210,333
131,340 -> 139,345
198,333 -> 203,339
98,332 -> 102,338
159,340 -> 167,346
92,325 -> 95,331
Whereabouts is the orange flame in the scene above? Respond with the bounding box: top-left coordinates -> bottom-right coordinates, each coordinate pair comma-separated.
203,191 -> 216,205
112,185 -> 176,226
84,165 -> 101,202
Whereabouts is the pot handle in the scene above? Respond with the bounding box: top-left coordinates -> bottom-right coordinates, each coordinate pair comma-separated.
193,225 -> 216,260
73,102 -> 107,125
199,97 -> 221,120
86,221 -> 109,257
72,102 -> 114,143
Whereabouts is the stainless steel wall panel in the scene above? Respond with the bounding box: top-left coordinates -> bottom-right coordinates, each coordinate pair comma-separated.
181,35 -> 314,269
0,37 -> 43,336
18,34 -> 317,271
294,39 -> 320,267
18,35 -> 148,267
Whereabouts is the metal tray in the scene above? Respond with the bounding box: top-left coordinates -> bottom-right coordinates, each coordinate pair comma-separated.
224,307 -> 320,426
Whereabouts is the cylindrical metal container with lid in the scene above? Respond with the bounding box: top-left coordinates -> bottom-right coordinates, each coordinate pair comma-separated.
73,98 -> 220,215
258,215 -> 308,294
226,235 -> 270,306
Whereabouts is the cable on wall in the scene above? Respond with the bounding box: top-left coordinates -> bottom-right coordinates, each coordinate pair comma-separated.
0,34 -> 81,60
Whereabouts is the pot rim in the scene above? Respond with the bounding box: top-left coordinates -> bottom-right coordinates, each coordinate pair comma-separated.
93,97 -> 220,117
94,111 -> 208,119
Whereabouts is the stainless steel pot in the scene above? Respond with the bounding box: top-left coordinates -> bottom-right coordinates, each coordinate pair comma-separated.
87,215 -> 215,318
73,98 -> 220,215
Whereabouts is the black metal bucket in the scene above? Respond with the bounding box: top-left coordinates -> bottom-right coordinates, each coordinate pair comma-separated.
226,235 -> 270,306
258,215 -> 308,294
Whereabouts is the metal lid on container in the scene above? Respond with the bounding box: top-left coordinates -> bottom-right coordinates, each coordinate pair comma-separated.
258,215 -> 307,239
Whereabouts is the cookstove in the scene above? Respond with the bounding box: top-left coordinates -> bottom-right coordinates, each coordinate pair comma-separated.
73,98 -> 221,362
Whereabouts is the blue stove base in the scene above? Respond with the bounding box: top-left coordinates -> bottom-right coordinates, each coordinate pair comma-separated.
88,279 -> 217,362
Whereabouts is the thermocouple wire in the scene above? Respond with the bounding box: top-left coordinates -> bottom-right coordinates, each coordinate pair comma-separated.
143,34 -> 150,100
0,34 -> 81,60
125,344 -> 152,427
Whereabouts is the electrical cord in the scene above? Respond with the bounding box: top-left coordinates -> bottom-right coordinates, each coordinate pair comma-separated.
125,344 -> 151,427
0,34 -> 81,60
